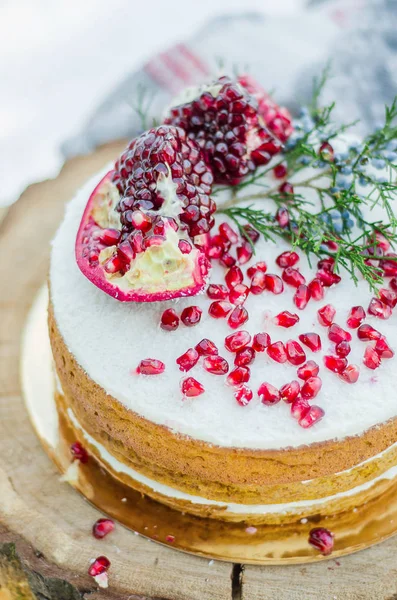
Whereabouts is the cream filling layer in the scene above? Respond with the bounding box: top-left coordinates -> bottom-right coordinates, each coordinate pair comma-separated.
67,406 -> 397,516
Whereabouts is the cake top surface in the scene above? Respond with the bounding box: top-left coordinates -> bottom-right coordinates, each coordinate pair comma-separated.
50,163 -> 397,451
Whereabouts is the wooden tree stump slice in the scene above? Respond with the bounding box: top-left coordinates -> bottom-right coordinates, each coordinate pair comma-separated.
1,143 -> 396,599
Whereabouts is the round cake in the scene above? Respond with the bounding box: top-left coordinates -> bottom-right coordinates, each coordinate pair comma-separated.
48,76 -> 397,532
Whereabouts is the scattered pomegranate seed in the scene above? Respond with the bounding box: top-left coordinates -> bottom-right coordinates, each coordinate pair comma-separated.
294,284 -> 311,310
235,386 -> 253,406
273,163 -> 287,179
176,348 -> 199,372
280,380 -> 300,403
166,534 -> 175,543
308,527 -> 334,555
227,366 -> 250,386
88,556 -> 111,577
219,222 -> 238,244
390,277 -> 397,291
363,346 -> 381,370
267,341 -> 288,363
299,333 -> 322,352
319,141 -> 334,162
299,405 -> 325,428
93,519 -> 115,539
70,441 -> 88,463
379,287 -> 397,308
264,273 -> 284,294
324,355 -> 348,374
235,347 -> 256,367
258,382 -> 281,405
137,358 -> 165,375
282,267 -> 306,288
279,181 -> 294,195
225,266 -> 244,289
220,253 -> 236,268
208,300 -> 233,319
335,341 -> 351,357
374,336 -> 394,359
382,255 -> 397,276
276,251 -> 299,268
252,332 -> 271,352
291,397 -> 310,420
316,269 -> 341,287
160,308 -> 179,331
357,324 -> 382,341
207,284 -> 228,300
237,241 -> 253,264
308,278 -> 324,301
318,257 -> 335,271
250,271 -> 267,295
228,306 -> 249,329
339,364 -> 360,384
247,261 -> 267,279
346,305 -> 366,328
204,355 -> 229,375
328,324 -> 352,344
317,304 -> 336,327
207,235 -> 228,259
225,330 -> 251,352
368,298 -> 392,319
181,377 -> 205,397
178,239 -> 192,254
286,339 -> 306,365
274,311 -> 300,328
297,361 -> 319,380
301,376 -> 322,399
276,206 -> 290,228
229,283 -> 250,305
242,224 -> 260,243
195,338 -> 218,356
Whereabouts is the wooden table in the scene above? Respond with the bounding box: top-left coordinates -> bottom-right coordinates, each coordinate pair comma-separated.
1,143 -> 397,600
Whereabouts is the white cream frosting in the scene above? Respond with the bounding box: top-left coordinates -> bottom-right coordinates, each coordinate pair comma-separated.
50,160 -> 397,450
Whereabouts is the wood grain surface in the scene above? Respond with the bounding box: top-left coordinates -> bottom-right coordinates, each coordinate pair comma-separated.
1,144 -> 396,600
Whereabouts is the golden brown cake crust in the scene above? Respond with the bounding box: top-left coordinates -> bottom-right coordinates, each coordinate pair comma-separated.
49,301 -> 397,506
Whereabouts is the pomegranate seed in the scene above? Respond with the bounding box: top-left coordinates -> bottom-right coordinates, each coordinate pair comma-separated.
88,556 -> 111,577
210,236 -> 230,257
273,163 -> 287,178
328,324 -> 352,344
382,255 -> 397,276
178,239 -> 192,254
346,306 -> 366,328
264,273 -> 284,294
99,228 -> 120,246
227,366 -> 250,386
196,338 -> 218,356
204,355 -> 229,375
137,358 -> 165,375
229,283 -> 250,305
286,339 -> 306,365
357,324 -> 382,341
308,278 -> 324,300
225,266 -> 243,289
250,271 -> 267,295
252,332 -> 271,352
219,222 -> 238,244
279,181 -> 294,195
276,206 -> 290,228
258,382 -> 280,405
93,519 -> 115,539
225,330 -> 251,352
242,224 -> 260,243
324,355 -> 348,373
176,348 -> 199,372
280,380 -> 300,403
228,306 -> 249,329
319,141 -> 334,161
299,405 -> 325,428
237,241 -> 253,264
274,311 -> 299,328
318,257 -> 335,271
368,297 -> 392,319
181,306 -> 202,327
130,210 -> 152,232
282,267 -> 306,288
70,441 -> 88,463
160,308 -> 179,331
316,269 -> 341,287
374,336 -> 394,359
207,284 -> 228,300
379,287 -> 397,308
363,346 -> 381,370
235,347 -> 256,366
297,361 -> 320,380
301,376 -> 322,399
181,377 -> 205,397
235,386 -> 253,406
390,277 -> 397,291
267,341 -> 288,363
220,253 -> 236,268
247,261 -> 267,279
299,333 -> 322,352
339,364 -> 360,384
208,300 -> 233,319
317,304 -> 336,327
291,397 -> 310,420
294,284 -> 311,310
276,251 -> 300,269
335,341 -> 351,357
308,527 -> 334,556
166,534 -> 175,543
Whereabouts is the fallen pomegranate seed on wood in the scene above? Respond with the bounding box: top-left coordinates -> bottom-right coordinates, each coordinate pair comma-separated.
308,527 -> 334,555
93,518 -> 115,539
88,555 -> 111,577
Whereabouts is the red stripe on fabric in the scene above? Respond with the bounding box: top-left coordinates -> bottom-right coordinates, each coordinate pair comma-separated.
144,59 -> 180,94
176,44 -> 210,76
160,51 -> 192,86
